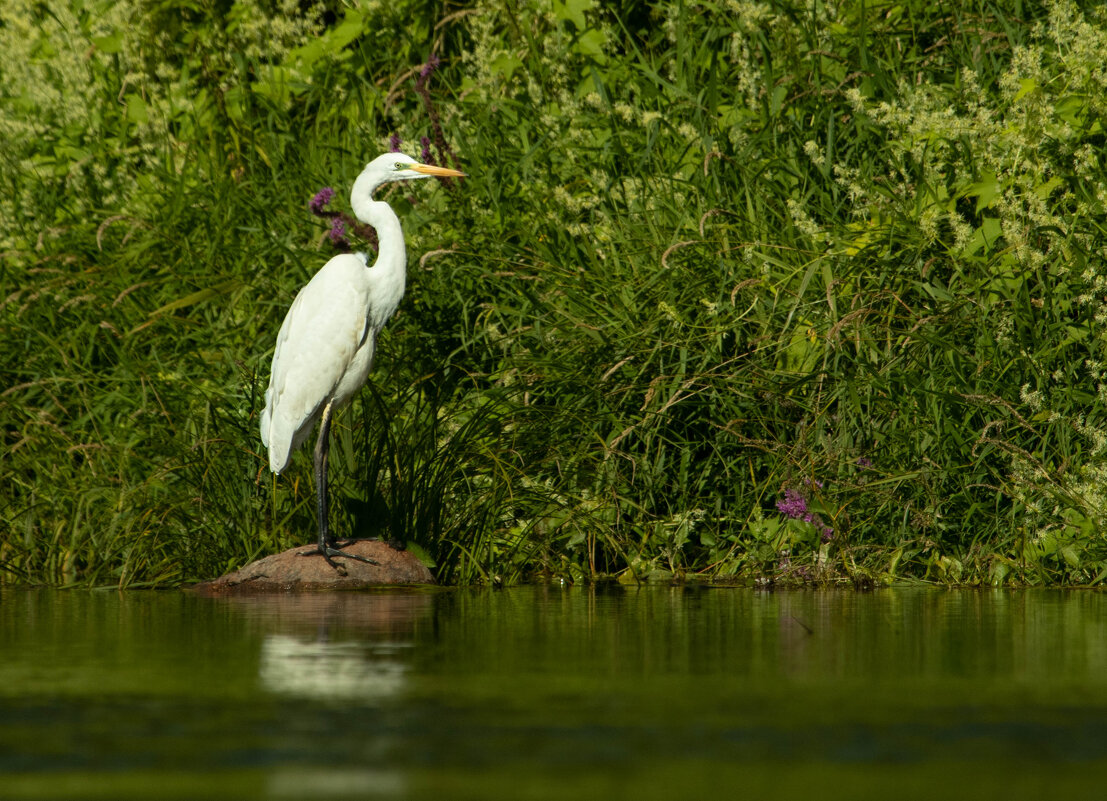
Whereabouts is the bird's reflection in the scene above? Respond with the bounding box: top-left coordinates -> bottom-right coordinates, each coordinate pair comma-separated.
258,634 -> 409,701
212,591 -> 437,702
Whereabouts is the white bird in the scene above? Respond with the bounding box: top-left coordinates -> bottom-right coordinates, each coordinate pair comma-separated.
260,152 -> 464,572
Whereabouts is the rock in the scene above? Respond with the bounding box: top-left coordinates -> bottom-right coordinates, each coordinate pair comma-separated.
189,540 -> 434,595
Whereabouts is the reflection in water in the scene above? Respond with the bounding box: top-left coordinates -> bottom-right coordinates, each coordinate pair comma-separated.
266,767 -> 405,799
241,593 -> 429,714
226,592 -> 437,800
258,635 -> 408,702
2,587 -> 1107,800
227,592 -> 434,702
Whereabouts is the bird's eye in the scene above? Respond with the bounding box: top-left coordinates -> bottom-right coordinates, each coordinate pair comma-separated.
393,163 -> 406,171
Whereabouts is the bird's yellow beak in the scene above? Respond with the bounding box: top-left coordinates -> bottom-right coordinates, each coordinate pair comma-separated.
411,163 -> 466,178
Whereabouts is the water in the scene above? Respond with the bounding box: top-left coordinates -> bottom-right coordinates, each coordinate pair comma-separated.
1,586 -> 1106,799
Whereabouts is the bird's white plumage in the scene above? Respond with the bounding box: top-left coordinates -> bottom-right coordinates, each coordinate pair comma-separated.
261,152 -> 461,475
261,252 -> 377,473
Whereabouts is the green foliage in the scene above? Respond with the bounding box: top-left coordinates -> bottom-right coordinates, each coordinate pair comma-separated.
3,0 -> 1107,586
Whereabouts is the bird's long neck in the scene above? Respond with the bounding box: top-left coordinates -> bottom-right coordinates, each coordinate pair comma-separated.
350,176 -> 407,328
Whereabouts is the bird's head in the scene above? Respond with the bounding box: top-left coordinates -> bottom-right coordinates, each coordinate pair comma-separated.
363,152 -> 465,187
349,152 -> 465,224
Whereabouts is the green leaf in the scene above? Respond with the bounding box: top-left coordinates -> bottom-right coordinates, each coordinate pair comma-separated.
574,29 -> 606,58
489,52 -> 523,80
960,217 -> 1003,258
286,10 -> 367,70
1014,77 -> 1037,102
1034,176 -> 1063,200
553,0 -> 593,30
963,170 -> 999,212
92,32 -> 123,54
126,94 -> 148,124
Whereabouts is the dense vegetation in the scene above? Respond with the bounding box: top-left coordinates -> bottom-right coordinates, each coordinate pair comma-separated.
3,0 -> 1107,587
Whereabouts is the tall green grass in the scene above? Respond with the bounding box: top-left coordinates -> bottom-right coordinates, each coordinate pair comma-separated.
3,0 -> 1106,586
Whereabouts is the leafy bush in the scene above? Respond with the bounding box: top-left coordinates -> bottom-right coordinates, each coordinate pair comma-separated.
3,0 -> 1107,586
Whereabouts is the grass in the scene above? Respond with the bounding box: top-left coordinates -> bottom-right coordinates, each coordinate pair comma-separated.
3,0 -> 1107,587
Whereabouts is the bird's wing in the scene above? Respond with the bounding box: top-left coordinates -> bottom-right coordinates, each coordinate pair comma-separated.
262,253 -> 372,472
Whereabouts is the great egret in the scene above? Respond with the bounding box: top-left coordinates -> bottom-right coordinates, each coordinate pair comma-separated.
260,152 -> 464,572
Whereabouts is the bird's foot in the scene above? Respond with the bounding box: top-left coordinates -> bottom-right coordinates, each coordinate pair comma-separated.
299,541 -> 380,575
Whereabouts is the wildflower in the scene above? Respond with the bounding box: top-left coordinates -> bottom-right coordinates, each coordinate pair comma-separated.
856,457 -> 873,469
309,187 -> 334,215
776,486 -> 836,539
328,217 -> 348,246
388,133 -> 402,153
776,488 -> 809,520
420,53 -> 440,79
420,136 -> 433,164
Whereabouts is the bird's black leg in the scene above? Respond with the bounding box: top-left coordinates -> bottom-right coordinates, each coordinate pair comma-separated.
303,399 -> 378,573
314,400 -> 335,551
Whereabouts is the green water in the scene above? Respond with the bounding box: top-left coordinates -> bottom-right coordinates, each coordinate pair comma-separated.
1,587 -> 1106,800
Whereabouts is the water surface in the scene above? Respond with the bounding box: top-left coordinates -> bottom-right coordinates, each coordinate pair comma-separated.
1,586 -> 1105,799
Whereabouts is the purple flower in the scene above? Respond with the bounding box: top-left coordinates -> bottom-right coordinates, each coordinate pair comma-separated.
420,135 -> 433,164
776,488 -> 808,520
309,187 -> 334,215
389,132 -> 402,153
328,217 -> 348,245
777,485 -> 835,541
420,53 -> 440,79
856,457 -> 873,469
